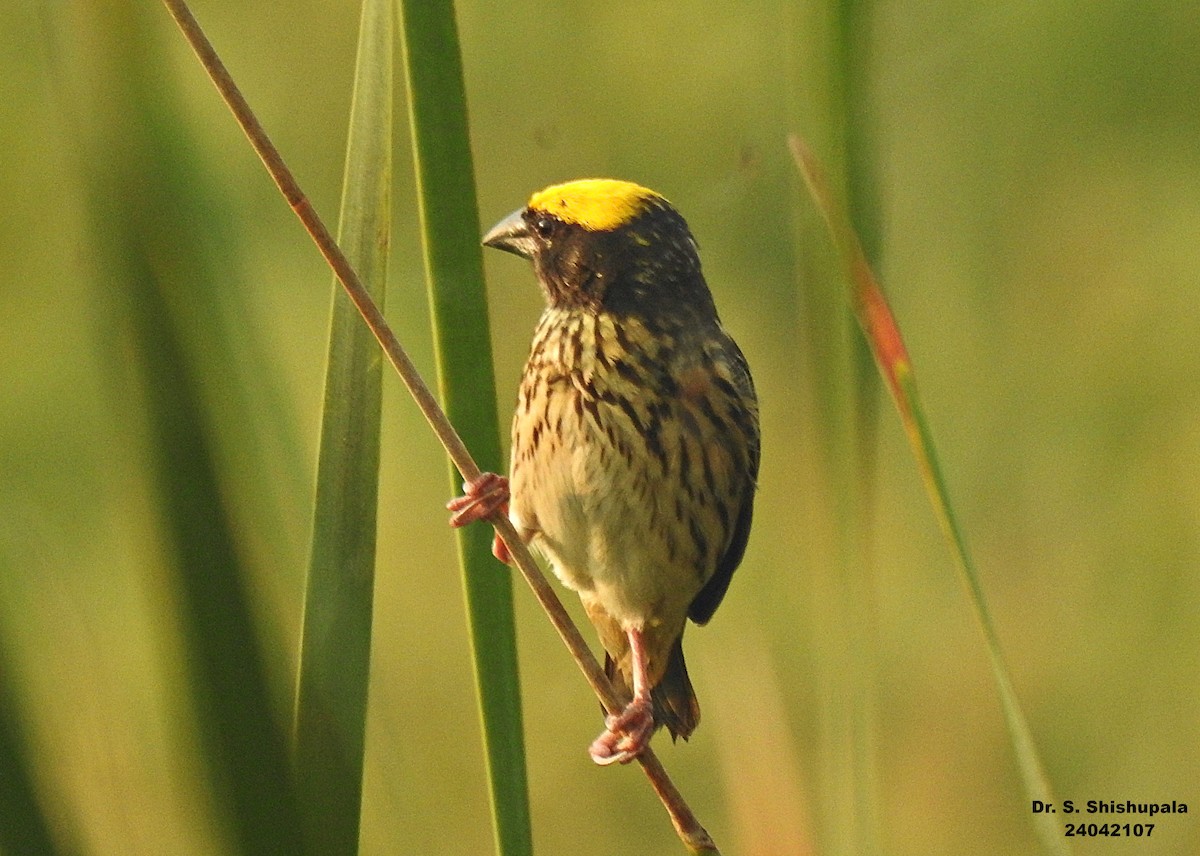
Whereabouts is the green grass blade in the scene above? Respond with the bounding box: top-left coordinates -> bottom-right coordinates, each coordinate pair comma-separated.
126,208 -> 307,856
292,0 -> 392,852
788,2 -> 882,852
792,136 -> 1071,856
0,638 -> 68,856
128,231 -> 309,856
832,0 -> 885,458
397,3 -> 532,854
62,6 -> 307,852
898,368 -> 1071,856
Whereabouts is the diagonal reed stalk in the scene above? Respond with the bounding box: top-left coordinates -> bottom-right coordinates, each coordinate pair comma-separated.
292,0 -> 392,853
159,0 -> 720,851
791,135 -> 1072,856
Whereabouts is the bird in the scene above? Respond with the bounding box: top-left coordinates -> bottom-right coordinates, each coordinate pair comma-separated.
447,178 -> 759,765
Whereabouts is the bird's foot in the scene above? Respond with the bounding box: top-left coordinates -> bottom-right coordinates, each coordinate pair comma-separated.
447,472 -> 512,564
588,698 -> 654,766
447,472 -> 510,526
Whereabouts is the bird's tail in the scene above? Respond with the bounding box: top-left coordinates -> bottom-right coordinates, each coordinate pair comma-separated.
604,636 -> 700,741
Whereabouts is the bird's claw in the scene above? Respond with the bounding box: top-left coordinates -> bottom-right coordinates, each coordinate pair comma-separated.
588,698 -> 654,766
447,472 -> 512,564
447,472 -> 510,526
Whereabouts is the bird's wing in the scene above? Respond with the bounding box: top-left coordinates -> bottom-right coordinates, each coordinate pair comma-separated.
688,331 -> 760,626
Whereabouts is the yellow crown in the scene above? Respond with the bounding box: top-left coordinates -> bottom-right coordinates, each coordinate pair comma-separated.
527,179 -> 666,231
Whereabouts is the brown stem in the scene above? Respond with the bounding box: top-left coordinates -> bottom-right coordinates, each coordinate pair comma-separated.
158,1 -> 720,851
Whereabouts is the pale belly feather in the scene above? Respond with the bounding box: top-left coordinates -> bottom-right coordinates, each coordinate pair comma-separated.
509,397 -> 701,632
506,307 -> 749,640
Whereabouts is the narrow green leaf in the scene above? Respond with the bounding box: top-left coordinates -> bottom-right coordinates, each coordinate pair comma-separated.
292,0 -> 392,853
832,0 -> 885,460
128,229 -> 308,856
791,135 -> 1072,856
899,368 -> 1072,856
788,3 -> 882,852
63,5 -> 308,853
0,636 -> 68,856
397,3 -> 532,855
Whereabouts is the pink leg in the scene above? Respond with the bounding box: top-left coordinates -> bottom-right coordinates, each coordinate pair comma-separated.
589,627 -> 655,766
446,472 -> 512,564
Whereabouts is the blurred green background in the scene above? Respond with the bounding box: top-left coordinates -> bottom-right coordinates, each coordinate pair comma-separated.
2,1 -> 1198,854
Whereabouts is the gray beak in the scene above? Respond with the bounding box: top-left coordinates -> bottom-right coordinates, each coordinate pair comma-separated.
482,208 -> 537,259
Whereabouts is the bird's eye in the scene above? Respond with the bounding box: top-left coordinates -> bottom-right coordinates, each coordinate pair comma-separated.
532,217 -> 555,239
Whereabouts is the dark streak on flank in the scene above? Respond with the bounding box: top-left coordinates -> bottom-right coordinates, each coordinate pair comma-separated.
688,517 -> 709,573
